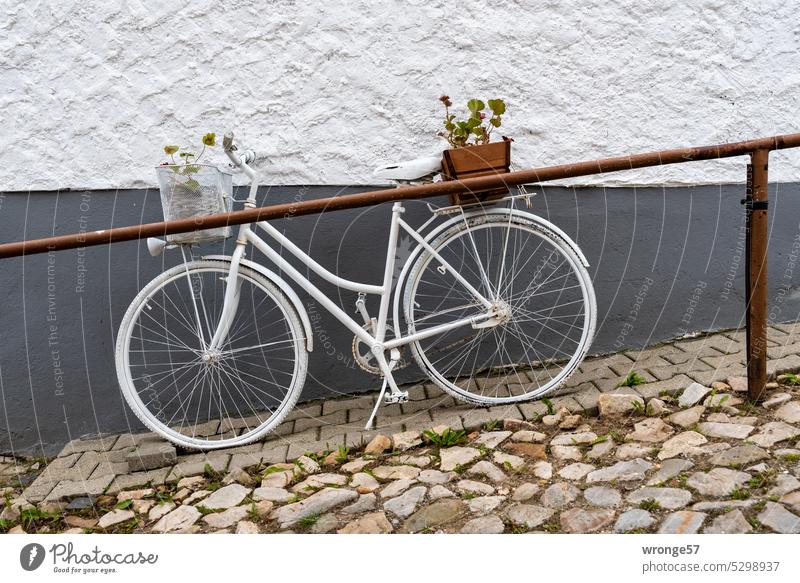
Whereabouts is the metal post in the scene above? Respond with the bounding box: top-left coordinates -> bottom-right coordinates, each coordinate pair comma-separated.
745,149 -> 769,401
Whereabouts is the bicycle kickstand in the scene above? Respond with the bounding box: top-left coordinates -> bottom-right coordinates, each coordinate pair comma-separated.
363,349 -> 406,430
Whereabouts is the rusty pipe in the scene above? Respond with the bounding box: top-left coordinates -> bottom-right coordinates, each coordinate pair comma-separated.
2,132 -> 800,259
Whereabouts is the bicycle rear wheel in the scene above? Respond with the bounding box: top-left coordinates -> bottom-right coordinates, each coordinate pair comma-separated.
403,211 -> 596,405
115,260 -> 307,450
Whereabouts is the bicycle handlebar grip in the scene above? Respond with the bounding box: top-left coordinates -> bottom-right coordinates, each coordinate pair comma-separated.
240,150 -> 268,164
223,132 -> 235,152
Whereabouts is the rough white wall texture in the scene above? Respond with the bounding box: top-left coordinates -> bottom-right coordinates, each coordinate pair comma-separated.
1,0 -> 800,191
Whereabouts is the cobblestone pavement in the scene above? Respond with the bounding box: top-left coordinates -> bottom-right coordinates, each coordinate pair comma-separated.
2,324 -> 800,533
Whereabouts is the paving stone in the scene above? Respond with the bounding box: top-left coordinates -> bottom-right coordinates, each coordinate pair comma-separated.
625,418 -> 673,443
467,495 -> 505,515
60,436 -> 119,456
127,442 -> 177,472
505,443 -> 547,459
749,422 -> 800,447
372,465 -> 421,481
456,480 -> 494,496
252,486 -> 293,503
598,393 -> 644,417
704,510 -> 752,534
691,499 -> 759,511
341,458 -> 371,473
627,487 -> 692,509
668,406 -> 705,428
696,422 -> 754,439
439,447 -> 482,471
391,431 -> 422,451
292,473 -> 348,493
586,439 -> 615,459
775,401 -> 800,423
342,493 -> 377,514
474,431 -> 512,449
678,383 -> 712,407
647,459 -> 694,486
512,482 -> 540,502
383,486 -> 426,518
364,435 -> 392,455
235,520 -> 260,534
97,509 -> 135,529
615,443 -> 652,460
201,484 -> 250,510
148,501 -> 176,522
275,488 -> 358,528
510,430 -> 546,442
339,512 -> 394,534
492,451 -> 525,471
659,431 -> 708,460
763,393 -> 792,409
203,506 -> 249,529
686,468 -> 750,497
541,482 -> 581,508
460,514 -> 505,534
757,502 -> 800,534
532,461 -> 553,480
558,463 -> 595,481
708,445 -> 770,467
551,445 -> 582,461
404,499 -> 465,532
505,504 -> 554,530
392,454 -> 432,468
169,455 -> 230,480
551,431 -> 597,446
44,475 -> 114,502
614,509 -> 655,532
703,393 -> 742,409
658,511 -> 706,534
380,478 -> 416,499
560,508 -> 615,533
768,475 -> 800,497
152,505 -> 201,533
584,486 -> 622,507
428,485 -> 456,500
417,469 -> 456,484
587,459 -> 653,483
466,460 -> 506,483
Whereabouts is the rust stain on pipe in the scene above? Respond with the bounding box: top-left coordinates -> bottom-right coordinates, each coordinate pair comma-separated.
2,132 -> 800,259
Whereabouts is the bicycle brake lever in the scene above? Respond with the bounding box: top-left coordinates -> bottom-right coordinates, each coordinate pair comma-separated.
223,132 -> 236,152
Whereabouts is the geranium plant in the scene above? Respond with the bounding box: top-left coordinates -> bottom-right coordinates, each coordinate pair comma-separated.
439,96 -> 506,148
161,133 -> 217,188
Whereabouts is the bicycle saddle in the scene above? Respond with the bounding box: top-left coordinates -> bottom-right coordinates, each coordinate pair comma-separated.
374,155 -> 442,181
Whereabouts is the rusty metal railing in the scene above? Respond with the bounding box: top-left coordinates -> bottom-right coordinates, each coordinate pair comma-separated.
2,132 -> 800,401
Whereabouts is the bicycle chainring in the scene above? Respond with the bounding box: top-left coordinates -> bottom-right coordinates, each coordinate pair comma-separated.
352,323 -> 407,375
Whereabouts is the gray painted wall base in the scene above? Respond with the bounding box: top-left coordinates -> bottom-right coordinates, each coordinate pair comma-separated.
2,183 -> 800,455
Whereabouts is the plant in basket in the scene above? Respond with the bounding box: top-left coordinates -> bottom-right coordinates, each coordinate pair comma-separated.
438,96 -> 512,205
156,132 -> 233,244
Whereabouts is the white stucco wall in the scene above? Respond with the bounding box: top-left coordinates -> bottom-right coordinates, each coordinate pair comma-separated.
2,0 -> 800,191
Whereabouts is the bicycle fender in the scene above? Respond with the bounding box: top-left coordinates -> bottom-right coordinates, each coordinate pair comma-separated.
201,254 -> 314,352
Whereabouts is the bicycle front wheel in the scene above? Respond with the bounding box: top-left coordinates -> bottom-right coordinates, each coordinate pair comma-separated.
115,260 -> 307,450
403,211 -> 596,405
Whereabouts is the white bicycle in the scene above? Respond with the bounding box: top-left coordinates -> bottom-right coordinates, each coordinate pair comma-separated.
115,133 -> 597,450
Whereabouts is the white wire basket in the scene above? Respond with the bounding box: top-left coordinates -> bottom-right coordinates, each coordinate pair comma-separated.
155,164 -> 233,244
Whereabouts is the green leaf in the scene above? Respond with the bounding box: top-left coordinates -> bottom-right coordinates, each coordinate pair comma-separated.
472,127 -> 484,137
201,132 -> 216,146
163,145 -> 179,156
178,152 -> 195,158
467,99 -> 485,112
466,117 -> 482,129
490,118 -> 501,127
488,99 -> 506,115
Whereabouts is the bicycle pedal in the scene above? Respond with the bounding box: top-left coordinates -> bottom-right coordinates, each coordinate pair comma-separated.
384,391 -> 408,404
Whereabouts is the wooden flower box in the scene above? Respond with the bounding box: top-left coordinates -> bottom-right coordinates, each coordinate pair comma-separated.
441,140 -> 512,206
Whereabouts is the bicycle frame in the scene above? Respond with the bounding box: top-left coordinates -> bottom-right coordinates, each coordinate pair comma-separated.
207,204 -> 496,367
